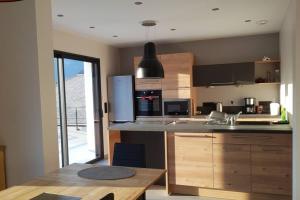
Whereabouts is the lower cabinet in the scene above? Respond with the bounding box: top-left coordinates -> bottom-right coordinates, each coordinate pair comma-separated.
167,132 -> 213,188
251,145 -> 292,195
213,144 -> 251,192
167,132 -> 292,199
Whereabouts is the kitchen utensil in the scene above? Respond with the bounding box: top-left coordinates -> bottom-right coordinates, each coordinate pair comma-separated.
216,102 -> 223,112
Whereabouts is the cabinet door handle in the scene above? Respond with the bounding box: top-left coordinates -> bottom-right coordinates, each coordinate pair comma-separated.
175,135 -> 214,138
262,148 -> 282,152
231,135 -> 249,139
210,82 -> 235,86
256,136 -> 273,140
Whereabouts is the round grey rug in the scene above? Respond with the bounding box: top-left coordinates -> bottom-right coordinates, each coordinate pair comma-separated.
77,166 -> 136,180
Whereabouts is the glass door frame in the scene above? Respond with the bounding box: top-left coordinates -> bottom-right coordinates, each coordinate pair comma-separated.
54,50 -> 104,167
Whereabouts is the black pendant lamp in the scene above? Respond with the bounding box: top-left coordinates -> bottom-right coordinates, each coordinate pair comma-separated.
136,20 -> 164,79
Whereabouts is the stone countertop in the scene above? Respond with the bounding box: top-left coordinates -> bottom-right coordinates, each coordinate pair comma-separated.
136,114 -> 281,122
109,121 -> 292,133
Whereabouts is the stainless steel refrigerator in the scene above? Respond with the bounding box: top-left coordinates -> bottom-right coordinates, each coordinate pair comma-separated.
108,75 -> 135,122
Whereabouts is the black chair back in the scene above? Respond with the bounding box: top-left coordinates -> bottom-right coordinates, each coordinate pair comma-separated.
100,193 -> 114,200
112,143 -> 146,168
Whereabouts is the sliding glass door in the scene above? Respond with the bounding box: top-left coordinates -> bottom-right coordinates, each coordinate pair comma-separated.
54,51 -> 103,167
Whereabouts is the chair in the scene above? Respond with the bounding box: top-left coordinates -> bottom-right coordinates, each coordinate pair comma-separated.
100,193 -> 114,200
112,143 -> 146,200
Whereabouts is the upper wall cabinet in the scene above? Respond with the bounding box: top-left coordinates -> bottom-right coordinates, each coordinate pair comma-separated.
160,53 -> 194,90
134,53 -> 194,99
193,62 -> 255,87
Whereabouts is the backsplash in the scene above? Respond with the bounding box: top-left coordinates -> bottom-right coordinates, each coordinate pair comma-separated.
195,83 -> 280,106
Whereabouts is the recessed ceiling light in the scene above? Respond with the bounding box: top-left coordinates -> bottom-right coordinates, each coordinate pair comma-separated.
89,26 -> 95,29
134,1 -> 143,5
244,20 -> 252,23
256,20 -> 268,25
212,8 -> 220,11
170,28 -> 176,31
57,14 -> 64,17
141,20 -> 157,27
113,35 -> 118,38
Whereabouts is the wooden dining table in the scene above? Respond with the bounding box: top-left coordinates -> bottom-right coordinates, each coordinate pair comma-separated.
0,163 -> 166,200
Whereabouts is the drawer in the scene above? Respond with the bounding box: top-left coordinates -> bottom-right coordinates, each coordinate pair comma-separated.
213,144 -> 250,165
251,145 -> 292,167
213,133 -> 253,144
214,175 -> 251,192
251,134 -> 292,146
213,133 -> 292,146
252,177 -> 291,195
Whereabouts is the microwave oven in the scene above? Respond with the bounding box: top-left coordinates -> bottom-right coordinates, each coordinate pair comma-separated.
163,99 -> 191,117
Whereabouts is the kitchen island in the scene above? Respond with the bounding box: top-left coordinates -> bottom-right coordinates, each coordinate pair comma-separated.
108,120 -> 292,200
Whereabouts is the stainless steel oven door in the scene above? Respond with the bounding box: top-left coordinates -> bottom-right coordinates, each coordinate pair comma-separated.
135,90 -> 162,116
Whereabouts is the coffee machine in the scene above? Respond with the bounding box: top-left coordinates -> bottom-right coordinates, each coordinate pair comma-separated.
244,97 -> 256,114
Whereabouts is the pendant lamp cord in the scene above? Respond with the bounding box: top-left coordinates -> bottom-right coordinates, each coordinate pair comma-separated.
145,26 -> 150,42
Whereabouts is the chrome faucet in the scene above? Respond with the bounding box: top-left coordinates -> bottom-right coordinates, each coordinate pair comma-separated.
227,111 -> 242,126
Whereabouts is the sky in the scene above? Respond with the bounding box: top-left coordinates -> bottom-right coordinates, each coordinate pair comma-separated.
54,58 -> 84,82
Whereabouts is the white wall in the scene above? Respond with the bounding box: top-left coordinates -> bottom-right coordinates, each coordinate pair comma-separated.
280,0 -> 298,199
293,0 -> 300,198
196,84 -> 280,106
0,0 -> 58,186
280,0 -> 296,116
53,29 -> 120,157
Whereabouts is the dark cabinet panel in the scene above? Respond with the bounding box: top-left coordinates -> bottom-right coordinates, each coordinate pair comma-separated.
232,62 -> 255,84
193,62 -> 254,87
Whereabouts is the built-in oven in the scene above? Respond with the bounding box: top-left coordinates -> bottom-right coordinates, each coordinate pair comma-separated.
163,99 -> 191,117
135,90 -> 162,117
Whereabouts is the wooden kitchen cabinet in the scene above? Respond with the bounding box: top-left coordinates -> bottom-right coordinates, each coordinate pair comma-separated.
133,53 -> 194,98
162,88 -> 191,99
251,145 -> 292,195
193,62 -> 255,86
213,132 -> 292,196
213,144 -> 251,192
167,132 -> 213,188
0,146 -> 6,191
133,56 -> 162,90
213,133 -> 292,146
160,53 -> 193,90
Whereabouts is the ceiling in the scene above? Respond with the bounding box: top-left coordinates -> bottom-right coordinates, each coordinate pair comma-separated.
52,0 -> 290,47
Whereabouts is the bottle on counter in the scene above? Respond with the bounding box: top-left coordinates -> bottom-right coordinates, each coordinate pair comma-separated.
281,107 -> 288,122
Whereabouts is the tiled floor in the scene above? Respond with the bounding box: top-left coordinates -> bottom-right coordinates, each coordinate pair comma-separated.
146,186 -> 228,200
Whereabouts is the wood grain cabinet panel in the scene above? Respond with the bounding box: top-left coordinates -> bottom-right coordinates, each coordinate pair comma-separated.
0,146 -> 6,191
160,53 -> 193,90
213,144 -> 251,192
162,88 -> 191,99
135,79 -> 162,90
251,145 -> 292,195
167,133 -> 213,188
213,133 -> 292,146
213,133 -> 254,145
251,134 -> 292,146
